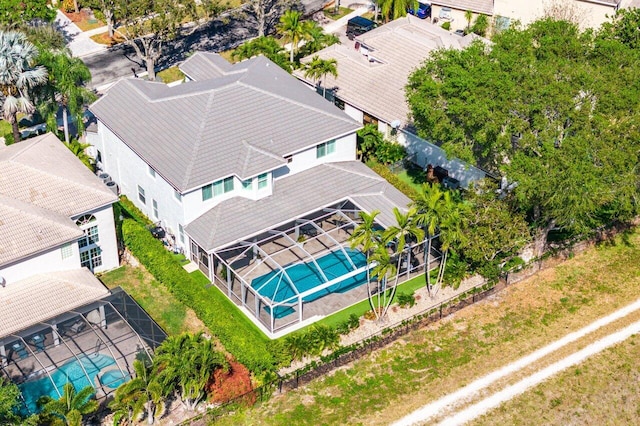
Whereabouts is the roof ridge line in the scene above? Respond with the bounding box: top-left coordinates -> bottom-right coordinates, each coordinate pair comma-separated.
235,81 -> 358,126
182,90 -> 217,189
324,162 -> 385,182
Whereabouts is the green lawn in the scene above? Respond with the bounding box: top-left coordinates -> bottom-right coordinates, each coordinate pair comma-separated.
157,66 -> 185,83
323,6 -> 353,20
211,228 -> 640,425
0,119 -> 11,137
394,167 -> 426,194
100,265 -> 207,336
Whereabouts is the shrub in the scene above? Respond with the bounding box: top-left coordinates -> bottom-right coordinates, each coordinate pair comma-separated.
396,292 -> 416,308
336,313 -> 360,335
375,141 -> 406,165
441,21 -> 451,30
208,358 -> 255,405
284,324 -> 340,361
443,251 -> 469,289
118,196 -> 153,226
368,160 -> 419,200
122,219 -> 275,373
3,132 -> 14,146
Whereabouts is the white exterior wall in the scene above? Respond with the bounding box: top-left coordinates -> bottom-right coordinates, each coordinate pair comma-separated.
283,133 -> 357,176
397,130 -> 487,188
344,104 -> 364,124
72,204 -> 120,273
431,5 -> 477,31
0,244 -> 81,284
494,0 -> 616,30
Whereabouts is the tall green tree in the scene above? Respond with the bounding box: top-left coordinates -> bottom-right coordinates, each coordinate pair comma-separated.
411,183 -> 445,295
0,30 -> 47,142
464,10 -> 473,33
155,332 -> 228,411
37,49 -> 96,144
298,22 -> 339,57
350,210 -> 383,319
1,378 -> 38,425
303,55 -> 337,98
379,0 -> 414,22
381,207 -> 423,317
406,18 -> 640,255
277,10 -> 307,63
38,384 -> 99,426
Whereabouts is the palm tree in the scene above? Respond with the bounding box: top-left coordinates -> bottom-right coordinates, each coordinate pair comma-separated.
38,383 -> 99,426
381,207 -> 424,318
37,49 -> 96,144
369,242 -> 396,321
464,10 -> 473,33
350,210 -> 383,318
155,333 -> 228,412
109,382 -> 145,426
303,56 -> 338,99
0,30 -> 48,143
433,198 -> 468,295
277,10 -> 307,63
112,360 -> 167,425
232,36 -> 292,72
412,183 -> 445,296
379,0 -> 412,22
65,140 -> 95,170
298,22 -> 339,57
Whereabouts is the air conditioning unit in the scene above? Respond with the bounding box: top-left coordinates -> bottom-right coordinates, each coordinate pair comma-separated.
106,181 -> 119,195
98,172 -> 111,184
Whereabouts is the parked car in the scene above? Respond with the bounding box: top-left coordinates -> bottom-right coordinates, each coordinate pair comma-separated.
346,16 -> 377,40
407,2 -> 431,19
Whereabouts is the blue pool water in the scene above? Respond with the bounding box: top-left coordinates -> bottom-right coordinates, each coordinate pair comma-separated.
100,369 -> 131,389
251,248 -> 368,308
19,353 -> 115,413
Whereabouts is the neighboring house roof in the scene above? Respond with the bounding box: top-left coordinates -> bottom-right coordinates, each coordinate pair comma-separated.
179,52 -> 236,81
0,133 -> 117,266
294,16 -> 482,127
0,195 -> 83,267
431,0 -> 494,14
0,268 -> 109,337
0,133 -> 117,217
90,54 -> 361,192
185,161 -> 412,252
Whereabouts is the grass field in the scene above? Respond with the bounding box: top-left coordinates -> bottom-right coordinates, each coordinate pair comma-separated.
100,265 -> 207,336
473,333 -> 640,425
211,228 -> 640,425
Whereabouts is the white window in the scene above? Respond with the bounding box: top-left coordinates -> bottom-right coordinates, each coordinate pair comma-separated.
258,173 -> 268,189
316,140 -> 336,158
138,185 -> 146,204
152,199 -> 159,219
203,176 -> 234,200
148,165 -> 156,178
174,190 -> 182,202
61,243 -> 73,259
81,247 -> 102,271
178,224 -> 185,243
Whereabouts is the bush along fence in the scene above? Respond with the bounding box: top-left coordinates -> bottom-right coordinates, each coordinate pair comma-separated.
121,218 -> 280,374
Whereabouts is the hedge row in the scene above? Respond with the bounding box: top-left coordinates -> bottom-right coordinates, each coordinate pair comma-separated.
118,196 -> 154,226
368,161 -> 419,200
121,219 -> 276,373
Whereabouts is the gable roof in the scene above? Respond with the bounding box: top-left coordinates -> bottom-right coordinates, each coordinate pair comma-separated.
0,268 -> 109,337
90,54 -> 361,192
431,0 -> 494,15
185,161 -> 412,252
0,133 -> 117,266
294,16 -> 484,128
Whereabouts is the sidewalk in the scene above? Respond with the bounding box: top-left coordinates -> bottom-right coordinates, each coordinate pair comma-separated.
55,10 -> 107,58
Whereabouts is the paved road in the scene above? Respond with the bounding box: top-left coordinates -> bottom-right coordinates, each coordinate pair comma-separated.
85,14 -> 255,90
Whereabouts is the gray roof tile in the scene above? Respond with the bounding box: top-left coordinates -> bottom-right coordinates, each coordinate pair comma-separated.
185,161 -> 412,251
91,54 -> 360,192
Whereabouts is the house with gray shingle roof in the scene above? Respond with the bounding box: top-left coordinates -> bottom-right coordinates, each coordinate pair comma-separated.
87,53 -> 424,335
294,16 -> 488,188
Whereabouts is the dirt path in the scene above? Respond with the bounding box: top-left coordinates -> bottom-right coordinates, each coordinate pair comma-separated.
392,297 -> 640,426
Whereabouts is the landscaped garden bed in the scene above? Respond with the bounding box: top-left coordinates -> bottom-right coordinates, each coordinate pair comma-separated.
62,9 -> 104,31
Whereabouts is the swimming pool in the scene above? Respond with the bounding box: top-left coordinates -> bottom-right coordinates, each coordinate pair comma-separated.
19,353 -> 116,413
251,248 -> 368,307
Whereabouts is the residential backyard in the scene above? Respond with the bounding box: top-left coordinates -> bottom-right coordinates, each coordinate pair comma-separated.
210,228 -> 640,425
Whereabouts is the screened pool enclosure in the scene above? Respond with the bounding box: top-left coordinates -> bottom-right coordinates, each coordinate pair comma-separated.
207,201 -> 438,335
